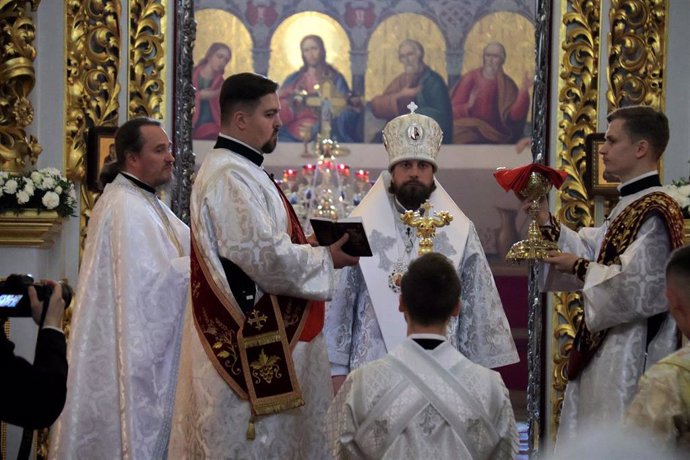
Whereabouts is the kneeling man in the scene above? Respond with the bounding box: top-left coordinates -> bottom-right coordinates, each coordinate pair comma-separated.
326,253 -> 518,459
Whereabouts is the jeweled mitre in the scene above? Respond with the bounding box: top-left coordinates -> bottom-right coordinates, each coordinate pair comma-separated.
382,102 -> 443,170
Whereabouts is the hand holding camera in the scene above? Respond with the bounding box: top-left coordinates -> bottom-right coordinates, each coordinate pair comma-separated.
0,274 -> 73,329
28,280 -> 65,329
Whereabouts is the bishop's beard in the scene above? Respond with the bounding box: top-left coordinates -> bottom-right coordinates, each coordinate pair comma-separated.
388,180 -> 436,210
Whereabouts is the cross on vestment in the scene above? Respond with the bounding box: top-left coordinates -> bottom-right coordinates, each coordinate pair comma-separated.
304,81 -> 348,138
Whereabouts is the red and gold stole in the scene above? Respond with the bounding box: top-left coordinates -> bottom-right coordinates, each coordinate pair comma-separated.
567,192 -> 685,379
190,180 -> 324,427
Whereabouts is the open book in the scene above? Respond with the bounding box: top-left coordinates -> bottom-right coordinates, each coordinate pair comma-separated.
310,216 -> 373,257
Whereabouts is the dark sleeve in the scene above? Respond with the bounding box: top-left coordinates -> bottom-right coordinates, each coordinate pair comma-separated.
0,328 -> 68,428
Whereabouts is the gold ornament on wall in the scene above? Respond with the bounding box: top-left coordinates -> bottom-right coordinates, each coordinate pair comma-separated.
128,0 -> 167,118
64,0 -> 122,256
64,0 -> 122,183
0,0 -> 42,173
607,0 -> 666,110
552,0 -> 601,434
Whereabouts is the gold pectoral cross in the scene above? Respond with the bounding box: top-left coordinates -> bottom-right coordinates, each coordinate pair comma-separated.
401,200 -> 453,256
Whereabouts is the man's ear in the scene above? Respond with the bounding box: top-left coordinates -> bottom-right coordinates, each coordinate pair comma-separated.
234,110 -> 249,130
634,138 -> 650,159
124,151 -> 138,169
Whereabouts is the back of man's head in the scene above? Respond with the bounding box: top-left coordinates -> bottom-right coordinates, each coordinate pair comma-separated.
219,72 -> 279,126
666,246 -> 690,337
99,117 -> 162,187
607,105 -> 669,157
401,253 -> 461,326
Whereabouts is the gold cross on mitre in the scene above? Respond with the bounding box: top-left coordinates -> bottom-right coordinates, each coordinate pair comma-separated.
401,200 -> 453,256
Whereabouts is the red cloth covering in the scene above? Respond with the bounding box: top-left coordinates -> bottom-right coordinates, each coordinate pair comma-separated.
493,163 -> 567,193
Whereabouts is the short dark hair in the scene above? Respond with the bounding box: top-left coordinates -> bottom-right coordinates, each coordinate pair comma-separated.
666,245 -> 690,286
607,105 -> 669,157
99,117 -> 162,187
401,253 -> 461,326
219,72 -> 279,123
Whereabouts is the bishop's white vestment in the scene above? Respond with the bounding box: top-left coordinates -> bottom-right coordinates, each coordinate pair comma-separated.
541,174 -> 684,448
325,171 -> 518,374
326,336 -> 518,459
49,173 -> 190,459
167,137 -> 336,459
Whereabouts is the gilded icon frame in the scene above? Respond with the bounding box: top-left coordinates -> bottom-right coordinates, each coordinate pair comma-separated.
585,132 -> 619,197
86,126 -> 117,192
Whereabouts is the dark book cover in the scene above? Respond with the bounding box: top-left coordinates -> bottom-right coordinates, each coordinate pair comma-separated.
310,217 -> 373,257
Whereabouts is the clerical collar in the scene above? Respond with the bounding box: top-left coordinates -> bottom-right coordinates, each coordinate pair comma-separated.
409,333 -> 446,341
410,333 -> 446,350
214,134 -> 264,167
618,171 -> 660,197
119,171 -> 156,194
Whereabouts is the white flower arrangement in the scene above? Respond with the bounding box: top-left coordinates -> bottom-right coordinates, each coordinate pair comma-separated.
664,178 -> 690,218
0,168 -> 76,218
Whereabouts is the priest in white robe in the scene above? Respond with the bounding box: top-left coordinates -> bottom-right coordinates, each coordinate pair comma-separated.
49,118 -> 190,459
327,252 -> 518,459
534,106 -> 685,449
326,104 -> 518,392
168,73 -> 358,459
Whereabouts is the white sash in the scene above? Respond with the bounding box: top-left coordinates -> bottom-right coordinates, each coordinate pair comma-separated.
352,172 -> 470,350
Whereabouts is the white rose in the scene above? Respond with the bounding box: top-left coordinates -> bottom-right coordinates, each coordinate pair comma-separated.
42,191 -> 60,209
16,190 -> 30,204
31,171 -> 42,184
23,182 -> 34,196
42,167 -> 61,177
42,177 -> 55,189
678,184 -> 690,197
55,186 -> 63,195
4,179 -> 18,194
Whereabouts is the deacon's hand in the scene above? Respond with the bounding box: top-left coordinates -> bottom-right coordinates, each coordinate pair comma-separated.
329,233 -> 359,269
543,251 -> 579,274
306,233 -> 319,247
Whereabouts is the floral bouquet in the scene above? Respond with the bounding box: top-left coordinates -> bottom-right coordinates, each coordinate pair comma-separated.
664,178 -> 690,218
0,168 -> 77,218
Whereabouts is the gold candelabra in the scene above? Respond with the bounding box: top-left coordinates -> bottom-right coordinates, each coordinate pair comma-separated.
401,200 -> 453,256
505,171 -> 560,262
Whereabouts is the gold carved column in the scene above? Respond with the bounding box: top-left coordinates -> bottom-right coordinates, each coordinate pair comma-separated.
128,0 -> 167,119
0,0 -> 42,172
552,0 -> 600,435
607,0 -> 666,111
64,0 -> 121,252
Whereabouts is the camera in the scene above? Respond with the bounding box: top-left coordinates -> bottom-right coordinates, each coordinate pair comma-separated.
0,274 -> 73,318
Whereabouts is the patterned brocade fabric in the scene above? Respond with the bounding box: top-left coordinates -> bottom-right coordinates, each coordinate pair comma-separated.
539,213 -> 561,242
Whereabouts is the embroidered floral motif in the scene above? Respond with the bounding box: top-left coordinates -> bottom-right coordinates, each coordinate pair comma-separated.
250,349 -> 283,384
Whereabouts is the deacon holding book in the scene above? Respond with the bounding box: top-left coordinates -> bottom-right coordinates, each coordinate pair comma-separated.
325,103 -> 518,394
168,73 -> 358,458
